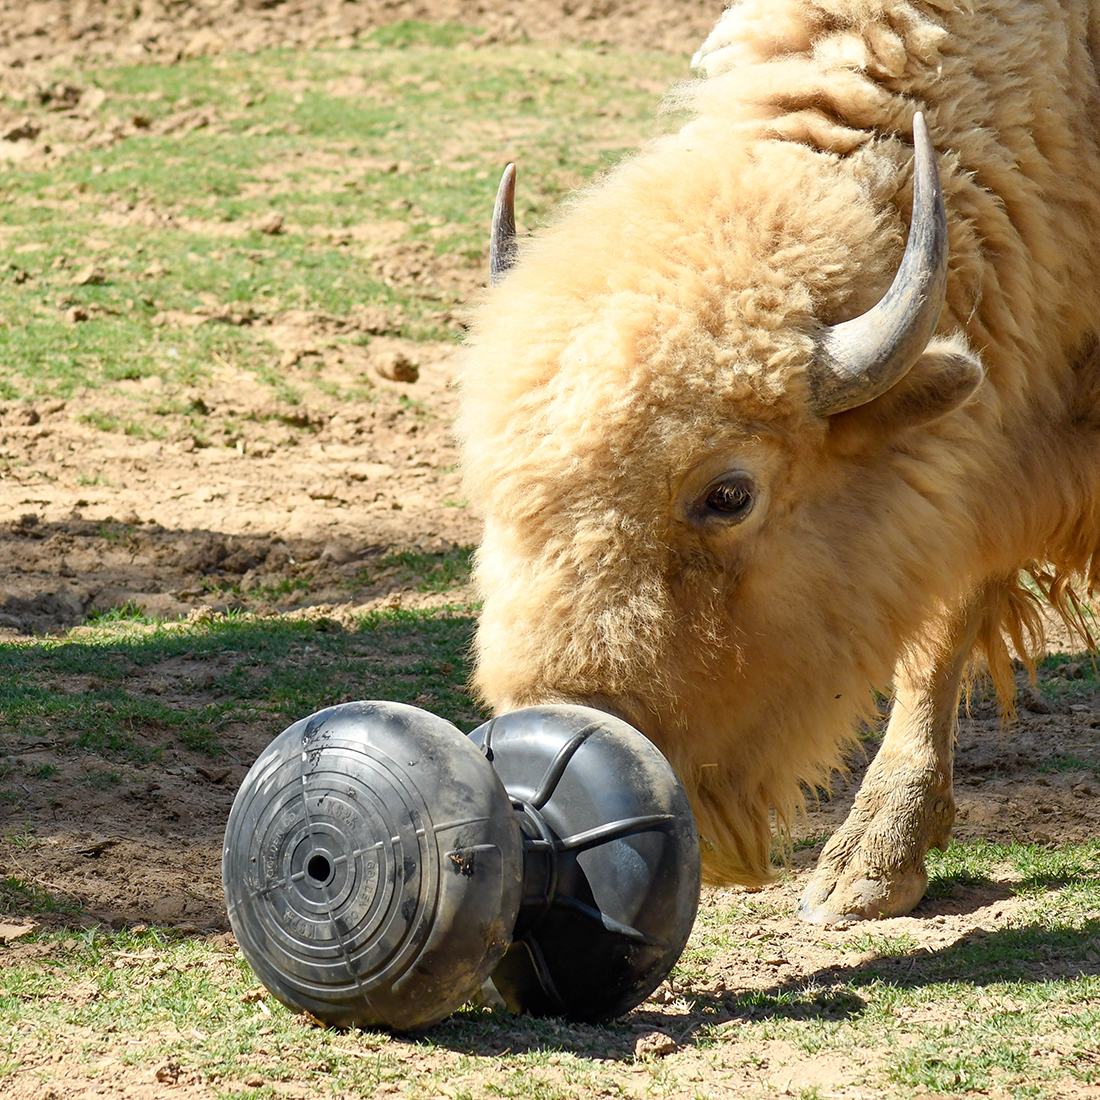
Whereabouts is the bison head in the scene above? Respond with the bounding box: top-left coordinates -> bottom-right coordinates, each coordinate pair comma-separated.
458,115 -> 984,884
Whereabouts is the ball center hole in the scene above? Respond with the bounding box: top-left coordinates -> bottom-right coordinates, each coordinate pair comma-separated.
307,853 -> 332,883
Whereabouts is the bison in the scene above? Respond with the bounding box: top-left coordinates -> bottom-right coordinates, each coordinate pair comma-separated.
457,0 -> 1100,924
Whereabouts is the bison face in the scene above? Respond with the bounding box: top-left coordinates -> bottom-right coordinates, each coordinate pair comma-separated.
470,421 -> 792,712
459,118 -> 984,884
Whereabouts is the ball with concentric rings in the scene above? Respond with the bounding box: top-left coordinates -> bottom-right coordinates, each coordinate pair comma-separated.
222,701 -> 523,1031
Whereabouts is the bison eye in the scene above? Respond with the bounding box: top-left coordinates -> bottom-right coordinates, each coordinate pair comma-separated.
702,474 -> 755,521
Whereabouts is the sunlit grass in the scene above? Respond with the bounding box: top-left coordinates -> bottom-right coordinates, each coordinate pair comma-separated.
0,26 -> 686,432
2,839 -> 1098,1097
0,604 -> 485,768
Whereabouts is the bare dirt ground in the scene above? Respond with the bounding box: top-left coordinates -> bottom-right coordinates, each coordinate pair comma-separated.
1,4 -> 1099,1099
0,0 -> 721,69
0,338 -> 478,633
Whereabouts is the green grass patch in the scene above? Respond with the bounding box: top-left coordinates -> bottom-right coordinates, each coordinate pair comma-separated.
677,839 -> 1100,1095
83,600 -> 158,626
76,769 -> 123,789
1,836 -> 1098,1096
371,545 -> 475,593
0,876 -> 80,916
0,35 -> 686,446
0,924 -> 644,1096
0,605 -> 485,767
1035,652 -> 1100,702
364,18 -> 484,49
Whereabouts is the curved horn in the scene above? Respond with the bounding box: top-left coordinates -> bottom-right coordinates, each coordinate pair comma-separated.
490,163 -> 518,287
811,112 -> 948,416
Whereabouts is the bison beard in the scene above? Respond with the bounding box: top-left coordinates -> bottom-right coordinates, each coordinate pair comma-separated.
459,0 -> 1100,923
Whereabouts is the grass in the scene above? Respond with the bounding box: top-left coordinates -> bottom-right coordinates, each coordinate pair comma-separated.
0,925 -> 641,1095
370,545 -> 475,593
0,840 -> 1097,1097
668,840 -> 1100,1096
0,876 -> 79,916
0,24 -> 686,452
1036,652 -> 1100,702
0,604 -> 485,768
8,623 -> 1093,1099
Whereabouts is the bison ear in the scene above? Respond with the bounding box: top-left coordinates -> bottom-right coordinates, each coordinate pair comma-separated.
827,336 -> 983,450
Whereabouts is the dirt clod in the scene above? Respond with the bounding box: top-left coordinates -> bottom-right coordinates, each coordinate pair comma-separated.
71,264 -> 105,286
254,211 -> 284,235
634,1030 -> 678,1059
154,1062 -> 181,1084
373,349 -> 420,383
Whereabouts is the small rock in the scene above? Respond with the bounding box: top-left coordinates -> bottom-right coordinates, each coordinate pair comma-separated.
634,1030 -> 677,1059
1019,685 -> 1051,714
154,1061 -> 181,1084
254,211 -> 283,235
279,346 -> 319,369
373,350 -> 419,383
65,306 -> 89,323
307,482 -> 340,501
0,920 -> 36,944
152,895 -> 187,920
82,87 -> 108,112
320,542 -> 358,564
243,1074 -> 264,1087
72,264 -> 106,286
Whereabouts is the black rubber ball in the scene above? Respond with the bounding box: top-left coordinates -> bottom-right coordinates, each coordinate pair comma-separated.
223,701 -> 523,1031
470,704 -> 701,1022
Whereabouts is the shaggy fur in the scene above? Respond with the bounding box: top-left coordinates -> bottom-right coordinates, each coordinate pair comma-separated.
458,0 -> 1100,885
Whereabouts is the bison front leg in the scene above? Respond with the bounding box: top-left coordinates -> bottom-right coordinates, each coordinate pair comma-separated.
799,594 -> 986,924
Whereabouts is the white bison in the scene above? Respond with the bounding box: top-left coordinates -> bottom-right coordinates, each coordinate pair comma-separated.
457,0 -> 1100,923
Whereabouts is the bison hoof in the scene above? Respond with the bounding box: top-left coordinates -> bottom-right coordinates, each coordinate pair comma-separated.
798,865 -> 928,926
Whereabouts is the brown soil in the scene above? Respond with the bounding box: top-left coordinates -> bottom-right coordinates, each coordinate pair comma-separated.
0,0 -> 721,73
1,4 -> 1099,1099
0,336 -> 477,635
